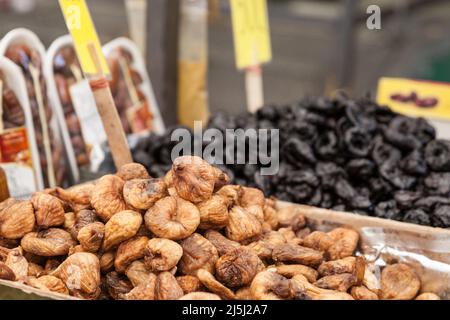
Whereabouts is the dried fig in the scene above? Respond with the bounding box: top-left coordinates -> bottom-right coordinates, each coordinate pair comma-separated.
363,267 -> 381,294
235,286 -> 253,300
144,196 -> 200,240
216,185 -> 240,204
263,200 -> 278,230
28,262 -> 44,277
272,243 -> 323,267
53,183 -> 94,212
0,261 -> 15,281
123,178 -> 167,210
105,271 -> 133,299
5,247 -> 28,281
155,271 -> 184,300
91,175 -> 127,222
116,163 -> 150,181
245,205 -> 265,224
99,251 -> 116,274
204,230 -> 240,256
276,206 -> 306,231
351,286 -> 379,300
31,192 -> 65,228
239,187 -> 265,208
318,257 -> 357,276
103,210 -> 142,251
0,200 -> 35,239
416,292 -> 440,300
291,274 -> 354,300
327,228 -> 359,260
52,252 -> 101,297
144,238 -> 182,272
250,270 -> 301,300
176,275 -> 202,294
21,229 -> 76,256
28,275 -> 69,295
380,263 -> 420,300
125,260 -> 152,287
197,269 -> 235,300
120,274 -> 157,300
179,292 -> 221,300
64,212 -> 76,235
171,156 -> 216,203
225,206 -> 262,243
115,236 -> 149,273
274,264 -> 318,283
314,273 -> 357,292
45,258 -> 62,274
302,231 -> 333,252
77,222 -> 105,253
215,247 -> 260,288
179,233 -> 218,275
197,194 -> 230,229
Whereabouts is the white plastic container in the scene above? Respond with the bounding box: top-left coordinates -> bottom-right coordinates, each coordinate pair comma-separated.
103,37 -> 165,135
0,56 -> 43,197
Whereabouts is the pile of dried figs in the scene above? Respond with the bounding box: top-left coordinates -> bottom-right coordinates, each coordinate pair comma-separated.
0,156 -> 441,300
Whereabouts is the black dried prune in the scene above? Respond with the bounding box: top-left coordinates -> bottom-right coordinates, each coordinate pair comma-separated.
374,200 -> 402,220
414,118 -> 435,145
283,138 -> 316,165
308,188 -> 322,206
384,117 -> 421,151
403,209 -> 430,226
431,205 -> 450,228
414,196 -> 450,211
379,162 -> 416,190
314,131 -> 339,159
320,192 -> 335,209
400,150 -> 428,176
344,127 -> 372,157
394,191 -> 422,210
425,140 -> 450,171
424,172 -> 450,196
372,139 -> 401,165
346,159 -> 375,178
316,162 -> 345,190
293,122 -> 317,143
345,103 -> 377,132
256,104 -> 279,122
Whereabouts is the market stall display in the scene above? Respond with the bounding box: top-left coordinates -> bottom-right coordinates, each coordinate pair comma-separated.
0,29 -> 71,188
0,156 -> 447,300
127,93 -> 450,228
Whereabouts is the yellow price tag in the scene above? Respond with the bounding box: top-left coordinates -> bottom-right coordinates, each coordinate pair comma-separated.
377,77 -> 450,120
59,0 -> 110,76
230,0 -> 272,69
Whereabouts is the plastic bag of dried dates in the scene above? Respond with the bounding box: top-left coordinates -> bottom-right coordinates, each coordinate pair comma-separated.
0,28 -> 72,188
0,56 -> 43,197
102,38 -> 165,136
45,35 -> 107,179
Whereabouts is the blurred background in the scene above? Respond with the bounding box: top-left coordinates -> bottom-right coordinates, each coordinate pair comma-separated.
1,0 -> 450,125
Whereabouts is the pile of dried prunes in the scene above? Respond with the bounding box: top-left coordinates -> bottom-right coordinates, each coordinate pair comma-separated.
105,93 -> 450,228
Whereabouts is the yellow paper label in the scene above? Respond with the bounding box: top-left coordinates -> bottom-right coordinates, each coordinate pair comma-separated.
377,77 -> 450,120
59,0 -> 110,76
230,0 -> 272,69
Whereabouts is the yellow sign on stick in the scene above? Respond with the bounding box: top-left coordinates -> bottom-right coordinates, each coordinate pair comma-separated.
230,0 -> 272,69
377,77 -> 450,120
59,0 -> 110,76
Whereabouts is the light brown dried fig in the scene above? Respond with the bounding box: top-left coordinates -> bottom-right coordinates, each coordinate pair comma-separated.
64,212 -> 76,235
144,196 -> 199,240
0,200 -> 35,239
204,230 -> 240,256
277,227 -> 297,242
70,210 -> 98,239
120,274 -> 157,300
239,187 -> 265,208
77,222 -> 105,253
5,247 -> 28,281
176,275 -> 202,294
125,260 -> 152,287
103,210 -> 142,251
351,286 -> 379,300
327,228 -> 359,260
245,205 -> 265,224
380,263 -> 420,300
123,178 -> 167,210
21,229 -> 76,256
91,175 -> 127,222
291,274 -> 354,300
415,292 -> 440,300
263,199 -> 278,230
52,252 -> 101,297
28,262 -> 44,277
296,227 -> 312,239
216,185 -> 240,204
235,286 -> 253,300
197,194 -> 230,229
179,233 -> 218,276
171,156 -> 216,203
155,271 -> 184,300
53,183 -> 94,212
272,243 -> 323,267
28,275 -> 69,295
99,251 -> 116,274
0,261 -> 15,281
363,267 -> 381,294
318,257 -> 357,276
105,271 -> 133,299
44,258 -> 62,274
179,292 -> 221,300
197,269 -> 235,300
225,206 -> 262,243
215,247 -> 260,288
246,240 -> 274,261
31,192 -> 65,228
314,273 -> 357,292
302,231 -> 333,252
250,270 -> 300,300
117,163 -> 150,181
114,236 -> 149,273
276,206 -> 306,231
274,264 -> 318,283
144,238 -> 182,272
68,245 -> 85,255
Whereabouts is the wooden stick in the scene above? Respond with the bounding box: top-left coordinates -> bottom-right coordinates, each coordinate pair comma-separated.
0,80 -> 3,132
245,64 -> 264,113
118,56 -> 140,106
29,64 -> 56,188
70,64 -> 83,83
87,42 -> 133,168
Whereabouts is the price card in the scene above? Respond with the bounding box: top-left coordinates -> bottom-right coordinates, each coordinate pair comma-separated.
377,77 -> 450,120
230,0 -> 272,69
59,0 -> 110,76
